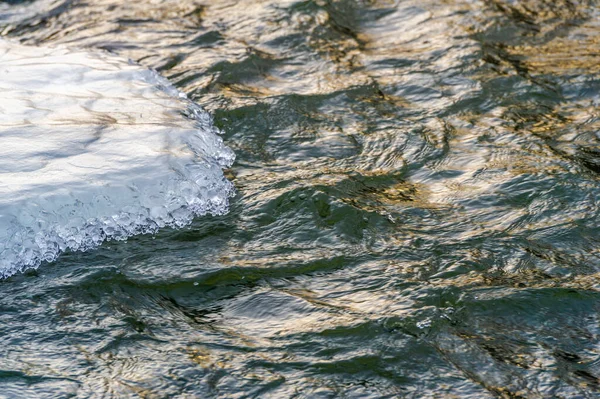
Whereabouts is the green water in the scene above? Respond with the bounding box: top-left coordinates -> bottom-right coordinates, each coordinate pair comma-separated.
2,0 -> 600,397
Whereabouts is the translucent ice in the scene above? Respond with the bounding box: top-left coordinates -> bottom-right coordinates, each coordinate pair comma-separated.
0,39 -> 235,277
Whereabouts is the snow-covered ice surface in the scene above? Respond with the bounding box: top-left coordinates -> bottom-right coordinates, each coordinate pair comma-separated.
0,39 -> 235,278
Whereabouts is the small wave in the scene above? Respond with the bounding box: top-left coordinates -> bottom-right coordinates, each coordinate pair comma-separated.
0,39 -> 235,278
0,0 -> 66,25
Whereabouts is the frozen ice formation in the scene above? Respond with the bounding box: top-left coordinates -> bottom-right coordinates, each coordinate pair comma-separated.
0,39 -> 235,278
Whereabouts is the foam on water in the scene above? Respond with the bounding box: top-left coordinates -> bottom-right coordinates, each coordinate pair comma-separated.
0,39 -> 235,278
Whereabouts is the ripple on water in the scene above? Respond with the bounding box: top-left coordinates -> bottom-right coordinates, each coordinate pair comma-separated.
2,0 -> 600,397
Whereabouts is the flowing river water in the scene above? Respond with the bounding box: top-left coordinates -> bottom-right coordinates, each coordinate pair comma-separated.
1,0 -> 600,397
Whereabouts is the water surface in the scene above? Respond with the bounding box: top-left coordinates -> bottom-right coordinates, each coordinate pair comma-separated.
1,0 -> 600,398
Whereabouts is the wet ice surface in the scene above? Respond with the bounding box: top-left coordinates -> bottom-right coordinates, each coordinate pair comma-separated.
0,39 -> 234,277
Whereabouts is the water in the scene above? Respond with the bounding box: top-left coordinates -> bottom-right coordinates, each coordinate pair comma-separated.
1,0 -> 600,397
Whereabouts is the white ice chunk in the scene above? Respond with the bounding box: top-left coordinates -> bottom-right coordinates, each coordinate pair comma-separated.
0,39 -> 235,277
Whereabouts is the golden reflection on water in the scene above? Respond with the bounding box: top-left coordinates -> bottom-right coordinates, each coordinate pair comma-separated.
2,0 -> 600,397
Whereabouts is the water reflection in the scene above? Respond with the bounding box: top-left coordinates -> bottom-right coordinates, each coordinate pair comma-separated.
2,0 -> 600,397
